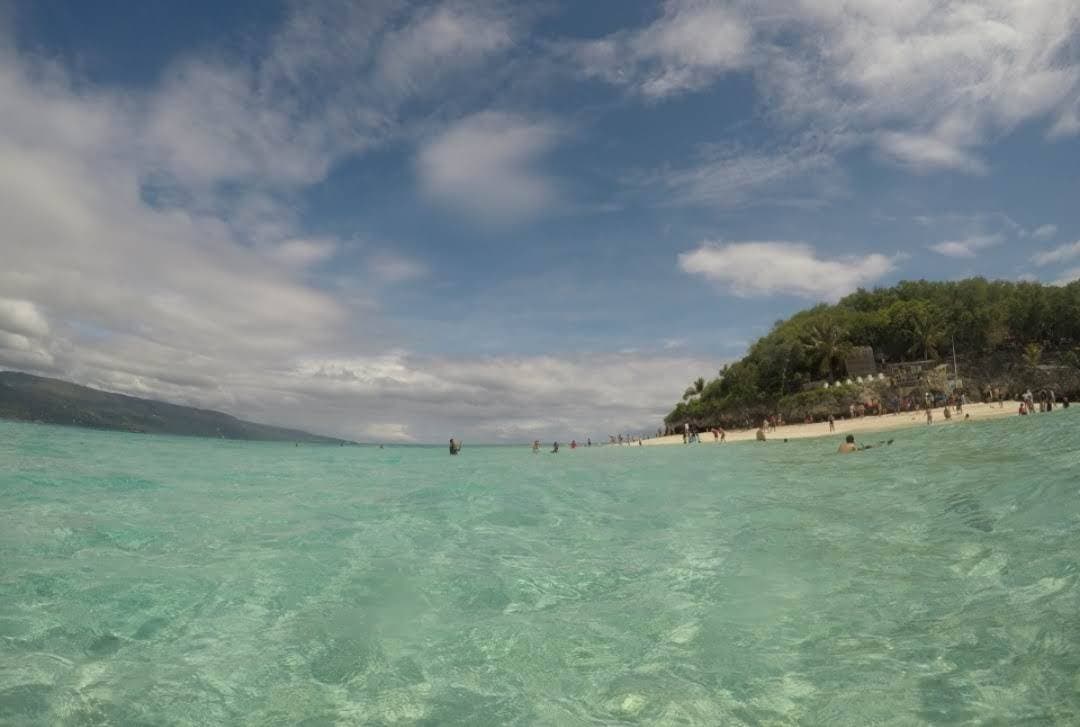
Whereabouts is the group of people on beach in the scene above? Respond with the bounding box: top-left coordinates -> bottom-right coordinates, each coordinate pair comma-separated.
1018,388 -> 1069,415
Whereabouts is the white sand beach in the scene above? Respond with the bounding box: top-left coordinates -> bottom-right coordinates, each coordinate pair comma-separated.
640,401 -> 1027,446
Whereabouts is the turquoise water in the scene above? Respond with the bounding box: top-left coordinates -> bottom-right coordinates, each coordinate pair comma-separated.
1,415 -> 1079,726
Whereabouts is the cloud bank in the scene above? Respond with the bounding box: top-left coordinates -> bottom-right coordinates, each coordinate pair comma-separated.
678,242 -> 896,301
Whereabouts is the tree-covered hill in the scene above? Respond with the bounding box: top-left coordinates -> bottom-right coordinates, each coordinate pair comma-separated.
666,278 -> 1080,429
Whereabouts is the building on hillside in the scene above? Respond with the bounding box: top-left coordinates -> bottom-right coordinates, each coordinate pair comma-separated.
886,360 -> 948,390
844,346 -> 878,379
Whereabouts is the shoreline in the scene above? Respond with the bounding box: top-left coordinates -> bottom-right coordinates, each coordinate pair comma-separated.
639,401 -> 1028,446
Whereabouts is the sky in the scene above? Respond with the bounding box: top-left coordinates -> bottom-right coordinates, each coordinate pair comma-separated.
1,0 -> 1079,443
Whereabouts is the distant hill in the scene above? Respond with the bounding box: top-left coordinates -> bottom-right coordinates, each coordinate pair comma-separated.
0,370 -> 348,443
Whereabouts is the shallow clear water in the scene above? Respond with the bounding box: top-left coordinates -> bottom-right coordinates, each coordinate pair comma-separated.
1,414 -> 1079,726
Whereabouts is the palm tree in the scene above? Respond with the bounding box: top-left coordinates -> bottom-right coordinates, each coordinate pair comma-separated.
1023,342 -> 1043,369
803,323 -> 850,379
682,386 -> 696,401
693,377 -> 705,395
905,312 -> 944,360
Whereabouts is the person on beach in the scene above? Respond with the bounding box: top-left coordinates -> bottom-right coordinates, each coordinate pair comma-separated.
756,426 -> 767,442
828,414 -> 835,432
943,405 -> 952,420
449,438 -> 461,455
1019,401 -> 1028,416
532,440 -> 540,453
551,441 -> 559,453
926,405 -> 933,424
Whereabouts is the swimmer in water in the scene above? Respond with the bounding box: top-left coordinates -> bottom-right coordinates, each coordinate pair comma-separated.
838,434 -> 893,453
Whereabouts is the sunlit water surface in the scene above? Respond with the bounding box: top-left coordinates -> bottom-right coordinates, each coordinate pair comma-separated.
2,414 -> 1079,725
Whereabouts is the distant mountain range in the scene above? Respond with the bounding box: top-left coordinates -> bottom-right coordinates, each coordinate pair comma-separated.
0,370 -> 348,443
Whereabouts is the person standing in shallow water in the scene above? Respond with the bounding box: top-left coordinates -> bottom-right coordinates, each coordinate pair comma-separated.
551,441 -> 559,454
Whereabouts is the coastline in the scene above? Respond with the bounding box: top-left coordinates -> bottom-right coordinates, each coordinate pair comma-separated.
640,401 -> 1027,446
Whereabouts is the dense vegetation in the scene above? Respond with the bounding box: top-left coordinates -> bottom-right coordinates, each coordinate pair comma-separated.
0,371 -> 347,443
666,278 -> 1080,429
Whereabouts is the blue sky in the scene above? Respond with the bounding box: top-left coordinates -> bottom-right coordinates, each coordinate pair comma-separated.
1,0 -> 1079,441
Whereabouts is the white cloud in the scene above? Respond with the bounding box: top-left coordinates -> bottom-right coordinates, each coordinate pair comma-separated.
573,0 -> 752,98
368,253 -> 429,283
1031,224 -> 1058,240
361,422 -> 416,443
270,238 -> 339,267
678,241 -> 896,300
1051,268 -> 1080,287
141,2 -> 518,194
929,234 -> 1003,258
1050,98 -> 1080,138
751,0 -> 1080,172
646,142 -> 837,207
416,111 -> 562,223
877,132 -> 987,175
0,299 -> 50,338
573,0 -> 1080,166
286,351 -> 715,441
1032,241 -> 1080,266
375,3 -> 513,95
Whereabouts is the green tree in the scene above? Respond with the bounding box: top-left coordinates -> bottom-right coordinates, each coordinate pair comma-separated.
1062,348 -> 1080,371
802,322 -> 850,378
887,300 -> 944,359
1023,342 -> 1043,369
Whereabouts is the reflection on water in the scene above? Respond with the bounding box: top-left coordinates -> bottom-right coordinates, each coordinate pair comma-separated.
1,414 -> 1078,725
